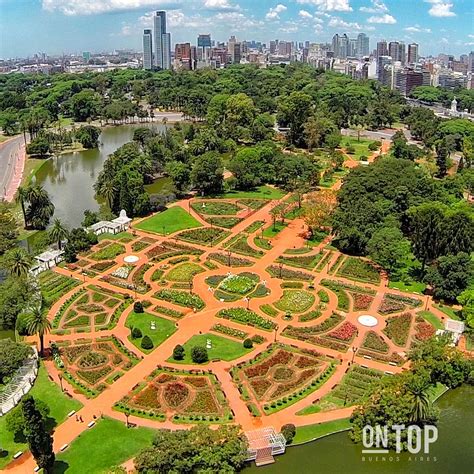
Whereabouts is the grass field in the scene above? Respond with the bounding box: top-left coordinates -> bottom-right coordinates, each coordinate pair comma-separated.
262,221 -> 288,238
388,279 -> 426,294
55,417 -> 155,473
293,418 -> 351,444
135,206 -> 202,235
212,185 -> 285,200
0,363 -> 83,469
98,231 -> 134,241
433,303 -> 461,320
418,310 -> 444,330
340,136 -> 374,160
167,333 -> 251,363
126,311 -> 177,353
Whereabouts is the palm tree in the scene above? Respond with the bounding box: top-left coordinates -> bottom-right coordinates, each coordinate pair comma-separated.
16,186 -> 29,228
407,377 -> 431,423
99,180 -> 117,210
49,218 -> 68,250
25,306 -> 52,356
5,248 -> 32,278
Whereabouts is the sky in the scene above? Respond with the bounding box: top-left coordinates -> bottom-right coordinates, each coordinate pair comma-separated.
0,0 -> 473,58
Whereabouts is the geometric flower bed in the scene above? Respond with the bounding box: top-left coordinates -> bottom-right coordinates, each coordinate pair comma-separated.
274,289 -> 315,313
101,263 -> 151,294
300,365 -> 383,413
145,241 -> 204,262
217,308 -> 276,331
191,200 -> 241,215
230,344 -> 336,414
39,270 -> 80,307
413,315 -> 436,342
115,367 -> 232,424
266,265 -> 313,281
276,254 -> 323,270
176,227 -> 231,246
351,292 -> 374,311
153,289 -> 205,310
383,312 -> 413,346
53,286 -> 127,332
54,336 -> 139,398
206,272 -> 269,302
378,293 -> 422,315
336,257 -> 380,283
90,243 -> 126,261
361,331 -> 389,353
165,263 -> 205,282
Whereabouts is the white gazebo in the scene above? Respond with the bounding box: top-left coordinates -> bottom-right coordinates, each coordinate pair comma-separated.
87,210 -> 132,236
436,318 -> 465,345
245,427 -> 286,466
34,249 -> 65,272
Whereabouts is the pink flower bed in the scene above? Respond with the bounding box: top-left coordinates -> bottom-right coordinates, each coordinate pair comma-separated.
352,293 -> 374,311
328,322 -> 358,341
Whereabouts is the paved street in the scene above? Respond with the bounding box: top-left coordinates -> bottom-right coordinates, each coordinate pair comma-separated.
0,135 -> 25,201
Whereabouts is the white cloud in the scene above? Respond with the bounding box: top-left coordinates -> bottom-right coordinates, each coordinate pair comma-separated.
425,0 -> 456,17
367,13 -> 396,24
42,0 -> 180,15
359,0 -> 387,13
328,16 -> 363,30
120,25 -> 132,36
296,0 -> 352,12
203,0 -> 240,11
404,25 -> 431,33
468,34 -> 474,39
266,4 -> 287,20
299,9 -> 313,18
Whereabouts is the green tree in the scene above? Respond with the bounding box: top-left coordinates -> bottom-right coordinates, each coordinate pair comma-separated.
173,344 -> 185,360
0,339 -> 32,383
367,225 -> 411,276
16,186 -> 29,228
0,203 -> 18,255
166,161 -> 190,194
26,305 -> 52,356
277,91 -> 313,147
191,345 -> 208,363
49,218 -> 68,250
304,116 -> 339,150
406,375 -> 432,423
75,125 -> 101,149
424,252 -> 473,302
0,276 -> 32,329
69,89 -> 102,122
435,140 -> 449,178
22,396 -> 55,473
6,399 -> 50,440
4,247 -> 32,278
191,152 -> 224,195
457,289 -> 474,329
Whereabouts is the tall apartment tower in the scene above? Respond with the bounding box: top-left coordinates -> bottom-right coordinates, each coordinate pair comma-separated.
143,29 -> 153,70
357,33 -> 370,57
408,43 -> 419,64
332,34 -> 340,58
228,35 -> 241,64
153,11 -> 171,70
388,41 -> 400,62
197,34 -> 212,60
376,40 -> 388,59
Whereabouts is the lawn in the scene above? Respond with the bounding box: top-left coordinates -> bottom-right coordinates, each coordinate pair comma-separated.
262,221 -> 287,238
167,333 -> 251,363
165,263 -> 204,282
98,231 -> 134,241
388,279 -> 426,294
418,310 -> 444,330
55,417 -> 155,473
213,185 -> 285,200
126,311 -> 177,353
292,418 -> 351,444
136,206 -> 202,235
340,136 -> 374,160
0,363 -> 83,469
433,303 -> 461,320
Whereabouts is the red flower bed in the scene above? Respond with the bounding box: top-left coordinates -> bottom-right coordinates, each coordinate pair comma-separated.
133,384 -> 160,409
155,373 -> 176,384
352,293 -> 374,311
270,369 -> 316,398
244,350 -> 293,379
415,322 -> 435,341
362,331 -> 389,353
295,355 -> 321,368
378,296 -> 405,315
163,382 -> 189,407
250,379 -> 272,398
328,322 -> 358,341
383,312 -> 412,346
311,336 -> 349,352
184,377 -> 208,388
184,390 -> 219,414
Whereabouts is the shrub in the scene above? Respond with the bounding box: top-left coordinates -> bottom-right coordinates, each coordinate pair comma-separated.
281,423 -> 296,444
243,338 -> 253,349
191,346 -> 208,364
141,335 -> 154,350
346,145 -> 355,154
131,327 -> 142,339
133,301 -> 144,313
173,344 -> 185,360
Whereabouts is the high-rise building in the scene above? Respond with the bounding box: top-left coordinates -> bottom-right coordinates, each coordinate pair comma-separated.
228,35 -> 241,64
339,34 -> 349,59
376,40 -> 388,59
332,34 -> 340,58
408,43 -> 419,65
399,42 -> 406,65
377,55 -> 392,81
389,42 -> 400,62
270,40 -> 277,54
153,11 -> 171,70
469,52 -> 474,73
142,29 -> 153,70
198,34 -> 212,60
356,33 -> 370,57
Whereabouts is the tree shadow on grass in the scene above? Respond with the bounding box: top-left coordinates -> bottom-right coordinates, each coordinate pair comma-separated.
53,460 -> 69,473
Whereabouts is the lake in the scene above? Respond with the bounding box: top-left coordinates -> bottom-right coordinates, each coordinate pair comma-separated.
246,385 -> 474,474
34,123 -> 170,228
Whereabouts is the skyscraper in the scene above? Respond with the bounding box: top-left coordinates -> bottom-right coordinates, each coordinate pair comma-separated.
389,41 -> 400,62
408,43 -> 419,64
332,34 -> 340,58
142,29 -> 153,70
376,40 -> 388,59
153,11 -> 171,70
198,34 -> 212,60
356,33 -> 370,57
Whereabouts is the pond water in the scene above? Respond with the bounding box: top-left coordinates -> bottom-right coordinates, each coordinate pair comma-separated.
246,385 -> 474,474
34,123 -> 170,228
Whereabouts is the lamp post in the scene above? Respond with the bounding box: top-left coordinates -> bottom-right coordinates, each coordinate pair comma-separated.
58,373 -> 64,392
278,262 -> 283,279
162,225 -> 166,236
125,412 -> 130,428
351,346 -> 358,364
274,324 -> 278,343
227,250 -> 232,267
189,281 -> 193,295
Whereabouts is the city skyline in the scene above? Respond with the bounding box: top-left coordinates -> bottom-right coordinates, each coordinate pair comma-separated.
1,0 -> 473,58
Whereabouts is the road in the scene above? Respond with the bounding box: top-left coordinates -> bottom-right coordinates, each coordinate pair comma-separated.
0,135 -> 25,201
